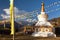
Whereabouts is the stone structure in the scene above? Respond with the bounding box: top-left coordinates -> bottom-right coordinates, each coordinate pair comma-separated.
32,2 -> 56,37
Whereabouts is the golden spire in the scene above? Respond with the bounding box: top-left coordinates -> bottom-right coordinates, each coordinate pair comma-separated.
41,2 -> 45,12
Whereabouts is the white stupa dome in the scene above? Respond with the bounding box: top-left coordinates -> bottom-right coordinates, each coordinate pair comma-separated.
35,2 -> 52,27
38,12 -> 48,21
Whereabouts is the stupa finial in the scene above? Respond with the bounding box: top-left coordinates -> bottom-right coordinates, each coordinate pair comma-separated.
41,2 -> 45,12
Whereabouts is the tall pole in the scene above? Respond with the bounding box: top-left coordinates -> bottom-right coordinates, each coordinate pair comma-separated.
2,21 -> 5,29
4,22 -> 5,29
9,0 -> 14,40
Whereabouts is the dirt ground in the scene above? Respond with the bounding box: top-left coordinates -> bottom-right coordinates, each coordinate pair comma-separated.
0,34 -> 60,40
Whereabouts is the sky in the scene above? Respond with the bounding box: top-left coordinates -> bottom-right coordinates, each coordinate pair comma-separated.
0,0 -> 60,22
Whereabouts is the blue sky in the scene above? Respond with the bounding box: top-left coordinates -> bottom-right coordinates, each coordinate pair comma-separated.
0,0 -> 60,21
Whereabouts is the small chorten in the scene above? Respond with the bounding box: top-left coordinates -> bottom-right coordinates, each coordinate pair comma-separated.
32,2 -> 56,37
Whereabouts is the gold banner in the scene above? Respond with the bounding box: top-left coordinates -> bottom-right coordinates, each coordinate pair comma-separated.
10,0 -> 14,35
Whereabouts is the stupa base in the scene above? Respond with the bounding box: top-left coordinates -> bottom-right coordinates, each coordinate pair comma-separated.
32,32 -> 56,37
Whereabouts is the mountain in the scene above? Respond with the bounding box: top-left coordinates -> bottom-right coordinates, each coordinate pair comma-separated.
49,17 -> 60,35
0,21 -> 23,35
49,17 -> 60,27
18,20 -> 37,26
0,17 -> 60,35
0,17 -> 60,29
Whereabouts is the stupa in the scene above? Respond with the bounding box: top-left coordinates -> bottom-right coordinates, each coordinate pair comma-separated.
32,2 -> 56,37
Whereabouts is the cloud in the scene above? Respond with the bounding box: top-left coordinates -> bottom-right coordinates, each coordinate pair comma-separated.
1,14 -> 10,19
3,8 -> 10,15
1,7 -> 37,22
26,19 -> 37,22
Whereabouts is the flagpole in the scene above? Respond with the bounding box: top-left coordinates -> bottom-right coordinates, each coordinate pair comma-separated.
9,0 -> 15,40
